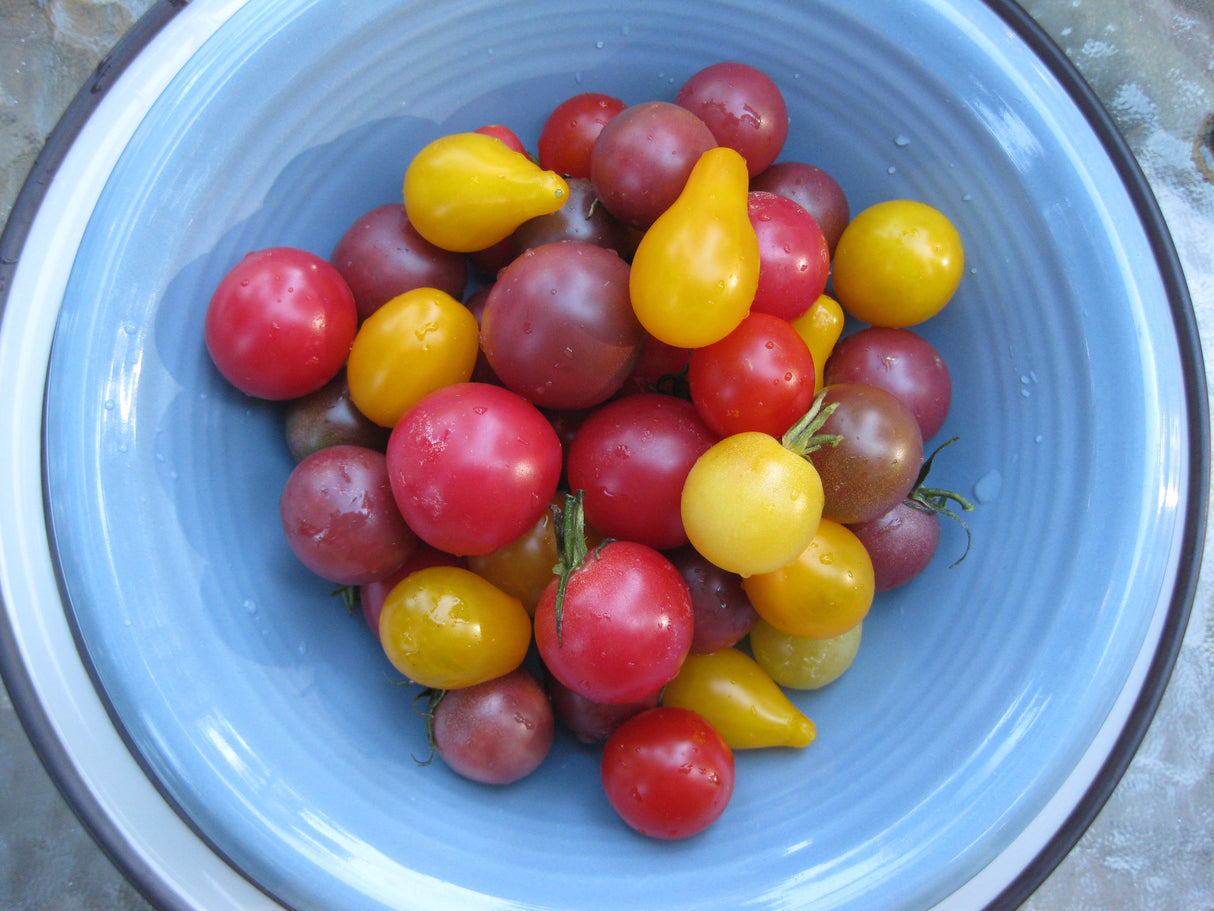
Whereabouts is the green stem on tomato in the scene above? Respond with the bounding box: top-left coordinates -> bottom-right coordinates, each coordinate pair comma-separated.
551,490 -> 591,645
904,436 -> 977,567
781,389 -> 842,457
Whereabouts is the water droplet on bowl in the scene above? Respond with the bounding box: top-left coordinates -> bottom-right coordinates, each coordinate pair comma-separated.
973,469 -> 1002,503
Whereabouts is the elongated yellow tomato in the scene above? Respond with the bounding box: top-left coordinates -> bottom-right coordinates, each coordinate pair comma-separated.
379,566 -> 532,690
791,294 -> 845,392
629,146 -> 759,348
661,648 -> 816,749
830,199 -> 964,327
742,519 -> 875,639
403,132 -> 569,252
681,431 -> 824,576
346,287 -> 479,428
749,618 -> 863,690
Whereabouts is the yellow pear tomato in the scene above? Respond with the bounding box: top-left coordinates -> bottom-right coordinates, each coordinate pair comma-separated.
403,131 -> 569,252
629,146 -> 759,348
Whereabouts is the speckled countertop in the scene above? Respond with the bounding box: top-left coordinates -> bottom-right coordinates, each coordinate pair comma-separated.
2,1 -> 1212,909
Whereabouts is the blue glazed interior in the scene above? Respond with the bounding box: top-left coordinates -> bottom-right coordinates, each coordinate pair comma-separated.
41,0 -> 1191,909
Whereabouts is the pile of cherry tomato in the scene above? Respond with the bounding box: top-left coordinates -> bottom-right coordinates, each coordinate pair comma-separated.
203,61 -> 974,841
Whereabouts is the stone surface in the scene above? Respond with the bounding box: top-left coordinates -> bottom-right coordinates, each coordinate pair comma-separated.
1,1 -> 1212,909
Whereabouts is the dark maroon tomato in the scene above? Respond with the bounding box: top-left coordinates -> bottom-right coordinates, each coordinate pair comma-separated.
751,161 -> 850,255
824,326 -> 953,441
675,61 -> 788,176
590,100 -> 717,228
666,546 -> 758,653
474,123 -> 530,157
687,311 -> 817,439
280,445 -> 417,585
537,92 -> 627,179
534,540 -> 694,705
359,544 -> 467,638
284,370 -> 391,462
567,394 -> 718,551
431,667 -> 555,785
748,190 -> 830,322
461,285 -> 503,387
386,383 -> 563,556
480,241 -> 644,410
601,707 -> 735,840
544,671 -> 659,744
205,247 -> 357,401
467,235 -> 516,280
809,383 -> 925,525
615,337 -> 692,398
512,178 -> 631,258
848,501 -> 940,591
330,204 -> 467,320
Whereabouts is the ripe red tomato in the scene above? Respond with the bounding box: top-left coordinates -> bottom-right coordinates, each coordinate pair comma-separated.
688,311 -> 818,438
534,538 -> 693,705
675,61 -> 789,176
204,247 -> 357,400
747,190 -> 830,322
386,382 -> 563,556
566,393 -> 718,551
537,92 -> 626,179
600,707 -> 735,839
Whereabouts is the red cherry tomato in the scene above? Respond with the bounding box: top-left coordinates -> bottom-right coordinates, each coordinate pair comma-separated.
747,190 -> 830,322
386,382 -> 563,556
600,706 -> 735,839
688,311 -> 818,438
537,92 -> 626,179
204,247 -> 357,400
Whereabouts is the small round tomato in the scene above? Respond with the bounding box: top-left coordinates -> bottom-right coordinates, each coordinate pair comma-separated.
537,92 -> 626,179
747,190 -> 830,322
675,61 -> 788,176
279,445 -> 416,586
601,707 -> 735,840
378,565 -> 532,690
741,518 -> 875,639
749,618 -> 863,690
204,247 -> 357,400
566,394 -> 718,551
687,311 -> 817,439
680,431 -> 825,577
346,286 -> 479,428
430,667 -> 554,785
831,199 -> 964,327
386,383 -> 563,556
466,498 -> 562,615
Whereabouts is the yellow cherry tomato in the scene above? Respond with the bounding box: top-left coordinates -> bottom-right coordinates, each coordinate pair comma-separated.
466,498 -> 561,617
749,618 -> 863,690
629,146 -> 760,348
378,566 -> 532,690
403,132 -> 569,252
346,287 -> 479,428
830,199 -> 964,327
661,648 -> 816,749
742,518 -> 875,639
791,293 -> 845,392
680,431 -> 825,577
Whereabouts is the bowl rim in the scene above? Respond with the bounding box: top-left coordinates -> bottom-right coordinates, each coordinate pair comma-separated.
0,0 -> 1208,909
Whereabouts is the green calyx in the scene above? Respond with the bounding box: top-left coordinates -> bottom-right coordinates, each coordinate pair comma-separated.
781,389 -> 842,457
905,436 -> 977,567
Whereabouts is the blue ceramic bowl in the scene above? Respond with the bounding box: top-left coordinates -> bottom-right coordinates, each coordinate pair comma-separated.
1,1 -> 1206,909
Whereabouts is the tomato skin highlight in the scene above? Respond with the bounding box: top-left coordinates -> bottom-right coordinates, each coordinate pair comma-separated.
600,707 -> 735,840
204,247 -> 357,400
